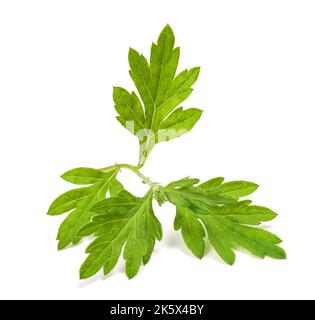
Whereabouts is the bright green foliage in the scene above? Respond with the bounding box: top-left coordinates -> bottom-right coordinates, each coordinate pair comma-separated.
48,168 -> 122,250
79,190 -> 162,279
174,206 -> 206,259
161,177 -> 240,213
174,199 -> 285,264
170,177 -> 284,263
199,177 -> 259,199
114,24 -> 201,167
48,25 -> 285,280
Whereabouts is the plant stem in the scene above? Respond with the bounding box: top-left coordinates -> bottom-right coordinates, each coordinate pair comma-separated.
99,163 -> 156,188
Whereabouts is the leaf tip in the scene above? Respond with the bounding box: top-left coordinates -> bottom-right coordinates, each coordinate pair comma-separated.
79,273 -> 85,280
253,182 -> 260,189
226,259 -> 236,266
222,254 -> 236,266
57,242 -> 66,251
194,66 -> 201,74
126,273 -> 136,280
47,207 -> 55,216
195,252 -> 204,260
164,23 -> 172,31
128,47 -> 136,56
276,247 -> 287,260
79,269 -> 89,280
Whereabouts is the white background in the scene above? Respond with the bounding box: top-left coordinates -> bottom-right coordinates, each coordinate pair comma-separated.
1,0 -> 314,300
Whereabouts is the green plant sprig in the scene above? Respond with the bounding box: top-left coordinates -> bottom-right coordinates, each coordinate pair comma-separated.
48,25 -> 286,280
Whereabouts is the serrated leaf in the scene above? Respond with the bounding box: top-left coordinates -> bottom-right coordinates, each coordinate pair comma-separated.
113,87 -> 145,134
48,169 -> 121,249
199,177 -> 225,189
158,107 -> 203,142
221,181 -> 259,198
167,177 -> 200,188
115,25 -> 201,166
48,187 -> 93,215
128,48 -> 151,113
79,190 -> 162,279
173,199 -> 285,264
90,191 -> 139,215
155,67 -> 200,126
48,26 -> 286,280
61,167 -> 107,185
142,200 -> 163,265
163,186 -> 215,213
208,201 -> 277,226
201,215 -> 286,264
174,207 -> 205,259
199,177 -> 259,199
57,208 -> 91,250
162,183 -> 236,214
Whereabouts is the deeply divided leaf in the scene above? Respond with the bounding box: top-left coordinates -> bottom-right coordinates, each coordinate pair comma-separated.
48,169 -> 122,250
48,25 -> 286,281
79,190 -> 162,279
170,177 -> 285,264
114,25 -> 202,167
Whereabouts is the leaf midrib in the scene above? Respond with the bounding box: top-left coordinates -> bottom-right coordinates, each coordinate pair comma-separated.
204,216 -> 279,254
118,90 -> 145,130
82,194 -> 151,275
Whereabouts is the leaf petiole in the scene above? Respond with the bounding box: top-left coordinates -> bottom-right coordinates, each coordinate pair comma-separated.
99,163 -> 157,188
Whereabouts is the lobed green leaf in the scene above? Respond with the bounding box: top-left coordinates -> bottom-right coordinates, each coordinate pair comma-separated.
79,190 -> 162,279
170,176 -> 285,264
115,25 -> 202,166
61,167 -> 107,185
48,169 -> 121,249
174,207 -> 205,259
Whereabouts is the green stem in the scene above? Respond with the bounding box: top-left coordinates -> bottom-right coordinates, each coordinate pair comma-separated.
99,163 -> 156,188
